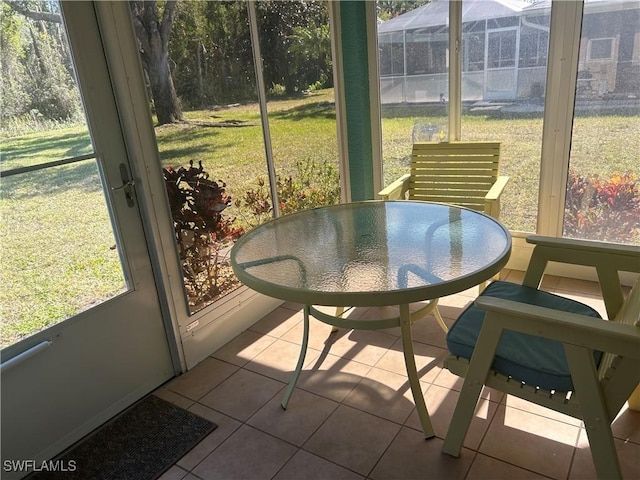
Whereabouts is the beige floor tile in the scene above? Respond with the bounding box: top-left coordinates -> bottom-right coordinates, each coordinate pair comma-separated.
356,305 -> 401,322
152,389 -> 195,410
404,384 -> 498,450
466,453 -> 549,479
157,465 -> 188,480
503,394 -> 582,427
313,328 -> 396,366
343,366 -> 417,424
501,269 -> 525,284
280,315 -> 342,350
303,405 -> 401,476
374,337 -> 447,384
211,329 -> 276,367
166,357 -> 239,400
539,274 -> 561,291
344,304 -> 444,337
244,337 -> 321,384
370,427 -> 474,480
555,277 -> 601,297
247,389 -> 338,446
569,428 -> 640,480
273,450 -> 364,480
249,306 -> 303,338
199,368 -> 284,421
192,425 -> 296,480
479,404 -> 579,479
435,303 -> 468,321
296,352 -> 371,403
182,474 -> 202,480
431,367 -> 506,403
177,405 -> 241,471
407,313 -> 451,348
280,301 -> 303,311
611,404 -> 640,444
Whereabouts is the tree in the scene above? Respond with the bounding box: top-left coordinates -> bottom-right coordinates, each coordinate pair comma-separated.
4,0 -> 183,126
170,1 -> 255,107
1,1 -> 82,122
377,0 -> 431,21
129,1 -> 183,125
255,0 -> 330,95
1,3 -> 29,119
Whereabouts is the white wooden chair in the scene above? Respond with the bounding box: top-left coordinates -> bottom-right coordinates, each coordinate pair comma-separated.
442,235 -> 640,480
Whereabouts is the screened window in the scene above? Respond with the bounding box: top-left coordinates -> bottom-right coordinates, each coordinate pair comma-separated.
519,16 -> 550,68
463,32 -> 485,72
587,38 -> 614,60
487,29 -> 517,69
379,32 -> 405,76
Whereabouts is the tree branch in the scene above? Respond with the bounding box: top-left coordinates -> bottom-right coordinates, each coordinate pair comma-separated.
6,1 -> 62,23
160,0 -> 178,51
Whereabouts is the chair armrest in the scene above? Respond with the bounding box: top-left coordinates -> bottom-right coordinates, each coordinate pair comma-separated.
378,173 -> 411,200
527,235 -> 640,259
485,176 -> 509,202
523,235 -> 640,318
474,296 -> 640,358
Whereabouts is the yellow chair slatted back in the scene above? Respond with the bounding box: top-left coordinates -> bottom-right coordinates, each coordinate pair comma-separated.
409,142 -> 500,211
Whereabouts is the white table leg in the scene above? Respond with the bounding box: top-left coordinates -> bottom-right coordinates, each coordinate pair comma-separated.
281,304 -> 310,409
400,303 -> 435,438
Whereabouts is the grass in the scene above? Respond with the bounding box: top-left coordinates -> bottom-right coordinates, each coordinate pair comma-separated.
0,161 -> 125,346
1,89 -> 638,347
155,90 -> 339,219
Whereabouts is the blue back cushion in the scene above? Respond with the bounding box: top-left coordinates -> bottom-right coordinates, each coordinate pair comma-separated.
446,281 -> 603,391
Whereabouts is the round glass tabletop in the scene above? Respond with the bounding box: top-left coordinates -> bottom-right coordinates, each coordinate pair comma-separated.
231,201 -> 511,306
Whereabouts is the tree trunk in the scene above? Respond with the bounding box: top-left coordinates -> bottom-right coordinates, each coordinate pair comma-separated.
146,42 -> 183,124
129,0 -> 183,125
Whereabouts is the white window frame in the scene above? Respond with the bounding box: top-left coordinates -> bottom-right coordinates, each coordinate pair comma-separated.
586,37 -> 615,61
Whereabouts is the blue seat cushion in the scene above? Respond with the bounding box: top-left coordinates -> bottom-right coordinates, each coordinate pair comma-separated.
446,281 -> 603,392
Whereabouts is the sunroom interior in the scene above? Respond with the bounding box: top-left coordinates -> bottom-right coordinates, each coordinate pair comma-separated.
1,0 -> 638,479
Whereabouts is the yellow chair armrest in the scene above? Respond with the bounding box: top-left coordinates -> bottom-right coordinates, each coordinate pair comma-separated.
485,176 -> 509,202
379,173 -> 411,200
523,235 -> 640,318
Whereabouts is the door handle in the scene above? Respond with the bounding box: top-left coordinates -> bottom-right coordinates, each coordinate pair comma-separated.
112,180 -> 135,191
112,163 -> 136,208
1,340 -> 52,373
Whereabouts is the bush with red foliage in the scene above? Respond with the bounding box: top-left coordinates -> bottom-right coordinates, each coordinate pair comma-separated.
564,170 -> 639,243
164,161 -> 244,310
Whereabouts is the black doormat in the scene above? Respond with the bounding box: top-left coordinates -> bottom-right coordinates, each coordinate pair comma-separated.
29,395 -> 216,480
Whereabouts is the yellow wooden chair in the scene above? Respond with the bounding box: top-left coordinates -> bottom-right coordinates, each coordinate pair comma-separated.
442,235 -> 640,480
378,141 -> 509,219
378,141 -> 509,332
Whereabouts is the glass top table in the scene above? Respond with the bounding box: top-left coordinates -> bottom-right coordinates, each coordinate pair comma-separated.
231,200 -> 512,438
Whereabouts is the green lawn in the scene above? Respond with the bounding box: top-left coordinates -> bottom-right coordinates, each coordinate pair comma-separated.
1,90 -> 638,346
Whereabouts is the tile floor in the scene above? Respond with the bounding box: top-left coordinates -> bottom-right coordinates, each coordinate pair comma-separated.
154,271 -> 640,480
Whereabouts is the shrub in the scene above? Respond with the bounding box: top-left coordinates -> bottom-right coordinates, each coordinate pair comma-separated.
268,83 -> 287,97
237,158 -> 341,225
564,170 -> 639,244
163,161 -> 244,311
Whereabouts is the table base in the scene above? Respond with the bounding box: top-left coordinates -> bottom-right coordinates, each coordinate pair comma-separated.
280,303 -> 444,439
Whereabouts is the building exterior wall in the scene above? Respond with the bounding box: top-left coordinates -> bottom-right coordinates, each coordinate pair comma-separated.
379,4 -> 639,105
